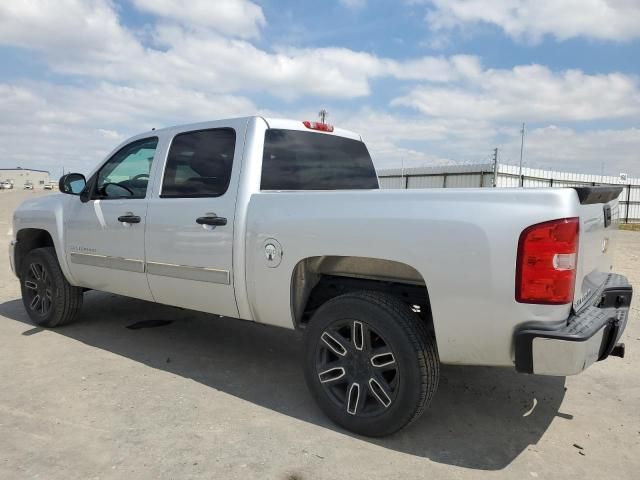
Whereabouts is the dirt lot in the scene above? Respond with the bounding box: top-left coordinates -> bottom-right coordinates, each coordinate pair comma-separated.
1,190 -> 639,480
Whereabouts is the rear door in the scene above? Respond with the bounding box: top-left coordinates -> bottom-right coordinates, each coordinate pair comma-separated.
144,119 -> 247,317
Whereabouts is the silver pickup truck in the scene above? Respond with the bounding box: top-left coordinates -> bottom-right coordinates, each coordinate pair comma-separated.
9,116 -> 632,436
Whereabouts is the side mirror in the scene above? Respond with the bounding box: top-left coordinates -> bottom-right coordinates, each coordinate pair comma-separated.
59,173 -> 86,195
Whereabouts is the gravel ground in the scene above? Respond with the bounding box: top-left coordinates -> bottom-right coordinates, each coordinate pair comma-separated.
0,190 -> 639,480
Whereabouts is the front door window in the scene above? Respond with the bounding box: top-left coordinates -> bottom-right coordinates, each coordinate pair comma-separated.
94,137 -> 158,199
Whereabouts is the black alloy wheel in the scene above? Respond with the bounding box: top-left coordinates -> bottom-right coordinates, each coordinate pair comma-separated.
316,318 -> 399,417
304,291 -> 439,437
20,247 -> 84,327
23,261 -> 53,318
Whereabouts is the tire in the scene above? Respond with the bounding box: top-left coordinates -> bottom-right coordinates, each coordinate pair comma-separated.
303,291 -> 439,437
19,247 -> 83,327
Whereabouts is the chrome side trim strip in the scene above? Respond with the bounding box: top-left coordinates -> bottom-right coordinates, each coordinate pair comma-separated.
69,253 -> 230,284
70,252 -> 145,273
146,261 -> 230,285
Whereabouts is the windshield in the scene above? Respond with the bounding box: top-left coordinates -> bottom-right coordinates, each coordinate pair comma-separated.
261,129 -> 378,190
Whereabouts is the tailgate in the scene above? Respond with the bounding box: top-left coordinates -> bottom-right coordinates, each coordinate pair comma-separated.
573,187 -> 623,311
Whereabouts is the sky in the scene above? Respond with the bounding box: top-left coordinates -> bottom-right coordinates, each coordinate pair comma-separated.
0,0 -> 639,178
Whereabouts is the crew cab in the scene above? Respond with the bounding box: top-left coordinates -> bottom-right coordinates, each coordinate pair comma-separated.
9,116 -> 632,436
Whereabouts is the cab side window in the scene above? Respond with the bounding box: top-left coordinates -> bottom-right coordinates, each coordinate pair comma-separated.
161,128 -> 236,198
94,137 -> 158,199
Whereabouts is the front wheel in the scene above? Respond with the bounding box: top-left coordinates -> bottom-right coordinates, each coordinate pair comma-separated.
20,247 -> 83,327
303,291 -> 439,437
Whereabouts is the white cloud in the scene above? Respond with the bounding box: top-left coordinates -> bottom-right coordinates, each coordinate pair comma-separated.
1,80 -> 638,177
132,0 -> 266,38
327,102 -> 640,174
340,0 -> 367,9
0,82 -> 256,174
494,125 -> 640,175
357,109 -> 640,175
392,65 -> 640,122
384,55 -> 481,82
0,0 -> 638,177
421,0 -> 640,42
0,0 -> 141,63
0,1 -> 481,100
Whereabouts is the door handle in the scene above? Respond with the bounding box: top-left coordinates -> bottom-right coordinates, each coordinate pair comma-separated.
196,215 -> 227,226
118,214 -> 141,224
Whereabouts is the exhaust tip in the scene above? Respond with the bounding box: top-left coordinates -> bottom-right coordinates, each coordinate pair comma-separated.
610,343 -> 626,358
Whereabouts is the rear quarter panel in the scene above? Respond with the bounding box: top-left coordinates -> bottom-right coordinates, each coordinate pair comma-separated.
245,188 -> 581,367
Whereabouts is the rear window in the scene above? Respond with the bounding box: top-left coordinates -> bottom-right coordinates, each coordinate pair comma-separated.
260,129 -> 378,190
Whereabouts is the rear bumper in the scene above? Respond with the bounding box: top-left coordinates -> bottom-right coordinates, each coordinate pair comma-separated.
515,273 -> 632,376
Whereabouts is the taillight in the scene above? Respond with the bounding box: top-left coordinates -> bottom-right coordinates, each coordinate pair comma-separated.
303,120 -> 334,132
516,217 -> 579,305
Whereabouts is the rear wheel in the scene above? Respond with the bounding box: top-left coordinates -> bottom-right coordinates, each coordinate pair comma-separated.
303,291 -> 439,437
20,247 -> 83,327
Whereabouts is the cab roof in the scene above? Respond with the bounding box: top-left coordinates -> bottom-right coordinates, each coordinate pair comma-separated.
136,116 -> 362,142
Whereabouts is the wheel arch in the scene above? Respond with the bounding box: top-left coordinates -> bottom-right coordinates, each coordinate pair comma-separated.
290,255 -> 435,334
14,228 -> 57,275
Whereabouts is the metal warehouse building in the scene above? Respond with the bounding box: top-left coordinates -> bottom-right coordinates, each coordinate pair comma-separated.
0,168 -> 50,188
378,163 -> 640,223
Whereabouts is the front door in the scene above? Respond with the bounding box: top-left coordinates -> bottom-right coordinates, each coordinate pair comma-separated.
65,137 -> 159,301
145,122 -> 245,317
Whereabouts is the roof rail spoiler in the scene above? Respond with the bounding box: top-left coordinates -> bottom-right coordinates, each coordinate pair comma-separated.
573,186 -> 623,205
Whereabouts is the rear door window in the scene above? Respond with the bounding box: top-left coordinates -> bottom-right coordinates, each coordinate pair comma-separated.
261,129 -> 378,190
161,128 -> 236,198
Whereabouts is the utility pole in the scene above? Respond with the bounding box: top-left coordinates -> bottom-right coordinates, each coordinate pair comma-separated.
518,123 -> 525,187
492,147 -> 499,187
318,109 -> 328,124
